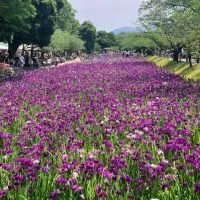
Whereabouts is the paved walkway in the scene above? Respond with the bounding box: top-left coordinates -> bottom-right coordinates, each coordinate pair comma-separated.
56,57 -> 81,66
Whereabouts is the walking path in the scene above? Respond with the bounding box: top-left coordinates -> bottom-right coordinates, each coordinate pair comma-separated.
56,57 -> 81,66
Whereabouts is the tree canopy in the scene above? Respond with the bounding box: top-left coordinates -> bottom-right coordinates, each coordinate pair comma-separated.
96,31 -> 116,50
51,29 -> 84,54
0,0 -> 80,58
79,21 -> 96,54
139,0 -> 200,65
55,0 -> 80,34
116,32 -> 163,54
0,0 -> 35,43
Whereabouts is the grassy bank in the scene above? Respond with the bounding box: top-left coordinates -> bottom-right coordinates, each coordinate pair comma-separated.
148,56 -> 200,81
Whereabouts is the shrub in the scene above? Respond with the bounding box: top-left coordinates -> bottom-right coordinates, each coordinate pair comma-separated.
0,63 -> 14,81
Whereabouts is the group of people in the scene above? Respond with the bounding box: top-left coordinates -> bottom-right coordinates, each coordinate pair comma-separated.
10,54 -> 26,68
0,50 -> 40,68
122,51 -> 134,58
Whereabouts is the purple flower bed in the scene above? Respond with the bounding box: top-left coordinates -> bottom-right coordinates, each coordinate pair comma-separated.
0,58 -> 199,199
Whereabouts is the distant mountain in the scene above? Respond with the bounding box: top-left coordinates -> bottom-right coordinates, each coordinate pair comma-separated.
112,26 -> 139,34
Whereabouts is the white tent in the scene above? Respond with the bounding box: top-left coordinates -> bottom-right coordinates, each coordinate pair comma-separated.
0,42 -> 23,52
0,42 -> 8,50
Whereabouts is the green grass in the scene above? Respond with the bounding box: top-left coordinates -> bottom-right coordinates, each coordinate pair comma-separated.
148,56 -> 200,81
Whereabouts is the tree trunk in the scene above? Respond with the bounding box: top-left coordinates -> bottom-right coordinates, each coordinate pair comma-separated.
173,50 -> 179,63
197,58 -> 199,63
188,52 -> 192,67
172,45 -> 182,63
40,51 -> 44,59
179,55 -> 182,62
8,40 -> 20,59
31,44 -> 34,57
22,44 -> 25,55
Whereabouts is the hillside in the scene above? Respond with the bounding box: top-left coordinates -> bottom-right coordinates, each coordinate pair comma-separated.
112,26 -> 139,34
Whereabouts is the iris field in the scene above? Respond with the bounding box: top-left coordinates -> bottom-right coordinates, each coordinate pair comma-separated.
0,57 -> 200,199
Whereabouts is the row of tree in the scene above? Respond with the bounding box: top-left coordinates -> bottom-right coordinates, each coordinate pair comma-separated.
3,0 -> 197,64
0,1 -> 117,59
50,21 -> 117,55
115,32 -> 165,55
138,0 -> 200,66
113,0 -> 200,66
0,0 -> 81,58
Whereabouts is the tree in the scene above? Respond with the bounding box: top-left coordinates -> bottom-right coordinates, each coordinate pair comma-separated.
138,31 -> 170,54
67,34 -> 84,54
51,29 -> 84,55
139,0 -> 182,61
171,9 -> 200,66
79,21 -> 96,53
0,0 -> 36,57
139,0 -> 200,64
29,0 -> 56,47
116,32 -> 158,54
0,0 -> 57,58
107,32 -> 117,46
0,0 -> 78,58
94,43 -> 101,52
0,0 -> 35,34
50,29 -> 68,52
55,0 -> 80,34
96,31 -> 116,50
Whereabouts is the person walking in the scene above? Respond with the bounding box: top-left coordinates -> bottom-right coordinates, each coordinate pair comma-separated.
5,52 -> 9,63
125,51 -> 129,58
19,54 -> 25,67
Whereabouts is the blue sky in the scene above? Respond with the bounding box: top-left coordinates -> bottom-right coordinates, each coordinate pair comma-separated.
69,0 -> 144,32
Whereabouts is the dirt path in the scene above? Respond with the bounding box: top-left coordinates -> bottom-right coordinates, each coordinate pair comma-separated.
56,57 -> 81,66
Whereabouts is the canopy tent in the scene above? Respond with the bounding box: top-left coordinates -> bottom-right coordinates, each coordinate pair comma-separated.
0,42 -> 8,50
0,42 -> 24,53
